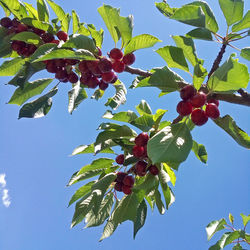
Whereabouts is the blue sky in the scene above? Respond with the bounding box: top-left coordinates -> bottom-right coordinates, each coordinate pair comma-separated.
0,0 -> 249,249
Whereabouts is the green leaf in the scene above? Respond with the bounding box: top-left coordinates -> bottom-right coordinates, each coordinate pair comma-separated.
219,0 -> 243,26
133,174 -> 159,196
71,144 -> 95,155
147,123 -> 193,165
47,0 -> 70,32
240,47 -> 250,61
72,143 -> 115,156
232,10 -> 250,32
156,46 -> 189,72
37,0 -> 49,22
213,115 -> 250,149
193,63 -> 207,90
18,86 -> 58,119
0,58 -> 26,76
68,82 -> 88,114
0,2 -> 11,16
192,140 -> 208,164
91,88 -> 104,101
208,54 -> 249,92
233,243 -> 243,250
0,0 -> 27,19
100,219 -> 118,241
98,4 -> 133,47
8,78 -> 53,106
29,43 -> 57,62
240,213 -> 250,227
162,163 -> 176,186
124,34 -> 161,55
72,10 -> 80,34
24,3 -> 38,19
186,28 -> 213,41
105,80 -> 127,110
21,18 -> 53,33
85,193 -> 114,228
155,2 -> 177,18
68,181 -> 95,207
172,35 -> 199,66
62,34 -> 97,54
133,199 -> 147,238
131,114 -> 155,132
206,218 -> 227,241
11,31 -> 42,45
0,32 -> 12,58
136,100 -> 152,115
154,189 -> 165,214
87,24 -> 104,48
33,48 -> 95,62
229,213 -> 234,224
103,110 -> 138,123
170,5 -> 205,28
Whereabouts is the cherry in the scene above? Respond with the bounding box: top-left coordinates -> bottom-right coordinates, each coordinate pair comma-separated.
132,145 -> 145,158
7,27 -> 16,35
78,61 -> 89,73
86,60 -> 101,75
190,92 -> 207,108
46,61 -> 57,73
55,69 -> 68,81
97,47 -> 102,56
99,80 -> 109,91
191,109 -> 208,126
0,17 -> 12,28
17,23 -> 28,32
12,18 -> 20,28
205,103 -> 220,119
122,185 -> 132,195
87,76 -> 100,88
66,59 -> 79,65
50,40 -> 60,45
55,59 -> 66,67
98,57 -> 112,73
122,53 -> 135,65
180,85 -> 197,101
109,48 -> 123,60
27,44 -> 37,54
123,175 -> 134,187
135,161 -> 147,176
11,40 -> 25,51
68,72 -> 79,83
41,33 -> 54,43
56,31 -> 68,42
80,72 -> 92,85
114,182 -> 123,192
116,172 -> 127,183
102,71 -> 115,83
135,133 -> 149,147
176,101 -> 193,116
115,154 -> 125,165
32,27 -> 45,36
149,165 -> 159,175
207,98 -> 219,107
112,60 -> 125,73
110,73 -> 118,84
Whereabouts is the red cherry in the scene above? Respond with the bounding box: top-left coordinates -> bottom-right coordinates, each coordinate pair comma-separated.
46,61 -> 57,73
191,109 -> 208,126
123,175 -> 134,187
135,133 -> 149,147
180,85 -> 197,101
205,103 -> 220,119
132,145 -> 145,158
12,18 -> 20,27
98,57 -> 112,73
135,161 -> 147,176
99,80 -> 109,91
56,31 -> 68,42
102,71 -> 115,83
11,40 -> 25,51
17,23 -> 28,32
190,92 -> 207,108
32,27 -> 45,36
80,72 -> 92,85
207,98 -> 219,107
97,47 -> 102,56
87,76 -> 100,88
122,185 -> 132,195
41,33 -> 54,43
27,44 -> 37,54
55,59 -> 66,67
110,73 -> 118,84
0,17 -> 12,28
122,53 -> 135,65
114,182 -> 123,192
66,59 -> 79,65
112,60 -> 125,73
116,172 -> 127,183
109,48 -> 123,60
86,60 -> 101,75
115,154 -> 125,165
50,39 -> 60,45
149,165 -> 159,175
78,61 -> 89,73
68,72 -> 79,83
176,101 -> 193,116
55,69 -> 68,81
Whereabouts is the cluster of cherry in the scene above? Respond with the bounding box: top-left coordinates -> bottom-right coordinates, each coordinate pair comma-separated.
113,133 -> 159,195
177,85 -> 220,126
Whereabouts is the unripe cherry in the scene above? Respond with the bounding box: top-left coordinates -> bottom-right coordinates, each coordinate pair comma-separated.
191,109 -> 208,126
205,103 -> 220,119
176,101 -> 193,116
180,85 -> 197,101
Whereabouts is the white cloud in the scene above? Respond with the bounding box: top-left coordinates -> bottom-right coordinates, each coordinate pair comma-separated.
0,173 -> 11,207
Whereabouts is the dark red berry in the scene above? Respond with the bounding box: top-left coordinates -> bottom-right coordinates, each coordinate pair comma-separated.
114,182 -> 123,192
17,23 -> 28,32
99,80 -> 109,91
135,133 -> 149,147
56,31 -> 68,42
80,72 -> 92,85
55,59 -> 66,68
86,60 -> 102,75
110,73 -> 118,84
190,92 -> 207,108
191,109 -> 208,126
68,72 -> 79,83
0,17 -> 12,28
116,172 -> 127,183
87,76 -> 100,88
12,18 -> 20,27
97,47 -> 102,56
46,61 -> 57,73
115,154 -> 125,165
98,57 -> 112,73
122,53 -> 135,65
176,101 -> 193,116
180,85 -> 197,101
123,175 -> 134,187
149,165 -> 159,175
122,185 -> 132,195
50,39 -> 60,45
27,44 -> 37,54
109,48 -> 123,60
205,103 -> 220,119
32,27 -> 45,36
41,33 -> 54,43
112,60 -> 125,73
55,69 -> 68,81
7,27 -> 16,35
132,145 -> 145,158
11,40 -> 25,51
102,71 -> 115,83
207,98 -> 219,107
135,161 -> 147,176
78,61 -> 89,73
